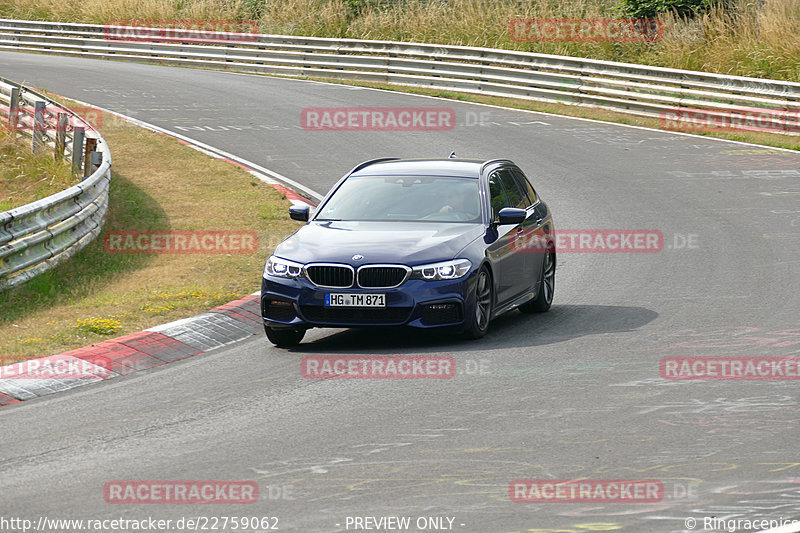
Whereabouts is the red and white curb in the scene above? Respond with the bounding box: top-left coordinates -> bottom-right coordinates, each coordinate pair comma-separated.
0,292 -> 265,406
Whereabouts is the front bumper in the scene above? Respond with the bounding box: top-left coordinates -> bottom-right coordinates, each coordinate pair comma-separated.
261,273 -> 475,330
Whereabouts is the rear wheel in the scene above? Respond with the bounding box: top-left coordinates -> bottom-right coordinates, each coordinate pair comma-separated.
521,248 -> 555,313
264,325 -> 305,347
463,266 -> 493,339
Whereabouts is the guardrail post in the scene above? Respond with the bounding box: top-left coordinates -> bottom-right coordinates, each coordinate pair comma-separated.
55,112 -> 68,161
89,151 -> 103,176
83,137 -> 98,178
71,127 -> 85,174
32,101 -> 46,153
8,87 -> 20,131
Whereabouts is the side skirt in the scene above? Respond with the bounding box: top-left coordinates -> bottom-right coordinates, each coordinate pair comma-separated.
492,282 -> 539,318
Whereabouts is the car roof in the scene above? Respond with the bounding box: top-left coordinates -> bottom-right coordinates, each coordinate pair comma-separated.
349,158 -> 512,179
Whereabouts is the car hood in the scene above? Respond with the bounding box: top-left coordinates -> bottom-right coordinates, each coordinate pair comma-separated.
274,221 -> 485,265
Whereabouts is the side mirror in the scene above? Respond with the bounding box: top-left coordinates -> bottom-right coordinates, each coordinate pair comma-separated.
289,204 -> 310,222
497,207 -> 526,225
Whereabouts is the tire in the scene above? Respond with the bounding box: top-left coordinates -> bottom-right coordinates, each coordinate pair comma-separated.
264,325 -> 305,347
521,247 -> 555,313
463,266 -> 493,339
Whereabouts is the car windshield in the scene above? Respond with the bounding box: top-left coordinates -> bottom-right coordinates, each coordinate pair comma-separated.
315,175 -> 482,223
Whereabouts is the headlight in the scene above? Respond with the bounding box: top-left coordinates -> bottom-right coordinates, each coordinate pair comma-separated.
264,256 -> 304,279
412,259 -> 472,281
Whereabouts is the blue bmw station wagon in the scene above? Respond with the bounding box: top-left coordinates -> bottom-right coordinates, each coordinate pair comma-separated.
261,157 -> 555,347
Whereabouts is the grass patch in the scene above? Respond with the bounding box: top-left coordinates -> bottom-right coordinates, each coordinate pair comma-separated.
0,128 -> 77,211
1,0 -> 799,82
74,317 -> 122,335
0,102 -> 302,362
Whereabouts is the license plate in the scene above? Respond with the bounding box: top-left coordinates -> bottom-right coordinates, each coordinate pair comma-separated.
325,293 -> 385,307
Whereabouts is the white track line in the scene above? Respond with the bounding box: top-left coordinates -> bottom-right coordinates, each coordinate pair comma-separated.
57,95 -> 324,200
220,69 -> 800,154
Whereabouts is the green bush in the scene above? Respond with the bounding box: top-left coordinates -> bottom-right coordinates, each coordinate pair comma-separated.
619,0 -> 729,18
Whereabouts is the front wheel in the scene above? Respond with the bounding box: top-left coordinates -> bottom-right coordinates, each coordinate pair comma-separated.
463,266 -> 493,339
265,325 -> 305,347
521,248 -> 555,313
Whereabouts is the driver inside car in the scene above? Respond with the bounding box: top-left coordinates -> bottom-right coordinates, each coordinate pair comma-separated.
439,186 -> 480,220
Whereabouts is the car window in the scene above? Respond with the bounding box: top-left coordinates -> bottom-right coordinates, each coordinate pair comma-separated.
512,169 -> 537,204
497,168 -> 528,209
488,172 -> 511,220
314,175 -> 482,223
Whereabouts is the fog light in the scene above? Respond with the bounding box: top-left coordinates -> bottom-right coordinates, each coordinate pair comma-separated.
264,299 -> 296,321
421,303 -> 462,325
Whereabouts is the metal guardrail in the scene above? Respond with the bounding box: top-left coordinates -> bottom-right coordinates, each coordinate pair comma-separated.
0,75 -> 111,291
0,18 -> 799,134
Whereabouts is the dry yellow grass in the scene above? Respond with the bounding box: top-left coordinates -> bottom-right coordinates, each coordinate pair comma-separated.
0,102 -> 302,360
1,0 -> 244,24
0,129 -> 76,211
1,0 -> 798,80
641,0 -> 800,79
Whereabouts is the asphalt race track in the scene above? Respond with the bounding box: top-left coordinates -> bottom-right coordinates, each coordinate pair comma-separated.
1,51 -> 799,533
